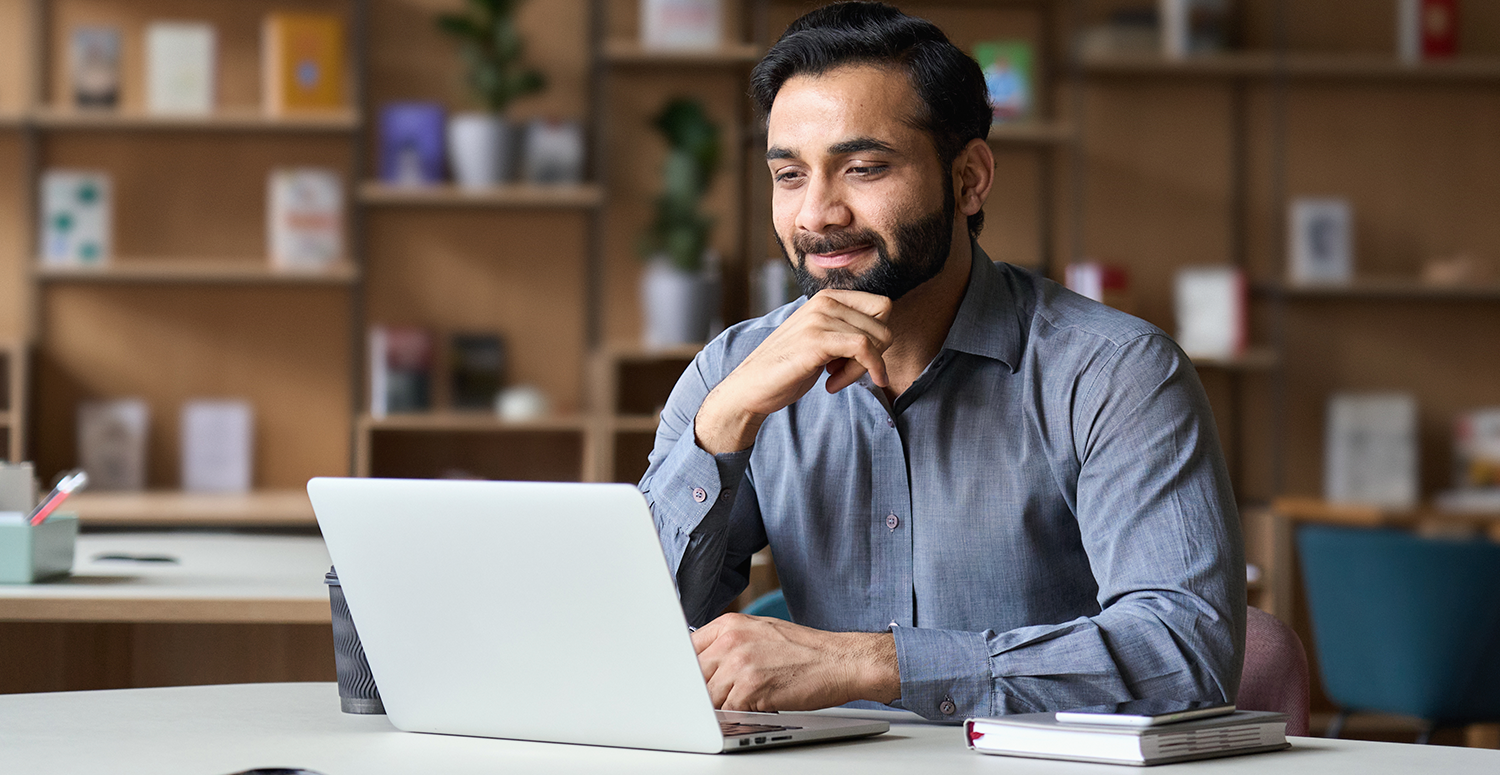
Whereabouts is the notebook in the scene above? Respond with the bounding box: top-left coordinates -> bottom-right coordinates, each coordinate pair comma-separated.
966,709 -> 1289,766
307,477 -> 889,754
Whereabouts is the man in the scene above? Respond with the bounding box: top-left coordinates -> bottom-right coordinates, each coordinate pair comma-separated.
640,2 -> 1245,722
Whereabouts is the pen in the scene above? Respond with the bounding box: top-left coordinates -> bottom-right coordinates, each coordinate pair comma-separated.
28,470 -> 88,526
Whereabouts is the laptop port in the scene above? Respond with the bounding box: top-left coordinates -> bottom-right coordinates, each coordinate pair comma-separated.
739,739 -> 749,746
771,735 -> 792,741
755,737 -> 766,744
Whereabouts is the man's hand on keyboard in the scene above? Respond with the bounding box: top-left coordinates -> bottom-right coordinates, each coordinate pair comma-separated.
691,612 -> 900,712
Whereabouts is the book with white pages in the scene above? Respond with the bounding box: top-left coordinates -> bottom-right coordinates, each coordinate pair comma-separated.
965,709 -> 1289,766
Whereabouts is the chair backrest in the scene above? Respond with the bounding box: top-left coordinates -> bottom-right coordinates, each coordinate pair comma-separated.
1239,605 -> 1310,736
741,588 -> 790,620
1297,524 -> 1500,724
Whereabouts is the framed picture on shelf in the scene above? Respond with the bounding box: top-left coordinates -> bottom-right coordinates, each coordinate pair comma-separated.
1288,197 -> 1353,285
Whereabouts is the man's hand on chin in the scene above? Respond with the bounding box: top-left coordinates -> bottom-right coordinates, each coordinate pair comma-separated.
691,612 -> 901,712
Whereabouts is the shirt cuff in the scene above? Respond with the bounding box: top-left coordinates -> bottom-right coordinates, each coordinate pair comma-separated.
650,414 -> 753,542
892,626 -> 992,722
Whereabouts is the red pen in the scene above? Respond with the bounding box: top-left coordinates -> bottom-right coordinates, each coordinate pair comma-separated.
27,470 -> 88,526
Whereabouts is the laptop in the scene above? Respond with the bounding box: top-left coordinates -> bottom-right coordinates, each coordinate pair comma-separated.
307,477 -> 890,754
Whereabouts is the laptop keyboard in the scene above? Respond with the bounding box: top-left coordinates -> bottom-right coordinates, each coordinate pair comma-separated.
720,721 -> 801,737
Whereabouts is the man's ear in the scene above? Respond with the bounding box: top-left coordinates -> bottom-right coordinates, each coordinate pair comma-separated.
954,138 -> 995,218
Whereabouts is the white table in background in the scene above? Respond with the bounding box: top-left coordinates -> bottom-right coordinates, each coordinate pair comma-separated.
0,533 -> 331,623
2,683 -> 1498,775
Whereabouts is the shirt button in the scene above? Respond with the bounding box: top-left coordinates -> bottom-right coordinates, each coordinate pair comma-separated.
692,487 -> 707,503
940,699 -> 957,715
886,417 -> 895,428
885,513 -> 899,530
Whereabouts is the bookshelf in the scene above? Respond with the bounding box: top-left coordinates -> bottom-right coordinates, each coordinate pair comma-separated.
17,0 -> 366,503
0,339 -> 24,462
357,182 -> 604,209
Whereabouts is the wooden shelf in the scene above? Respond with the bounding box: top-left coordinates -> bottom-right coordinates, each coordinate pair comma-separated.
67,490 -> 317,527
1190,347 -> 1278,372
1081,52 -> 1500,82
1263,278 -> 1500,301
603,40 -> 761,67
359,413 -> 589,433
35,260 -> 360,285
1273,496 -> 1500,532
987,121 -> 1073,146
358,182 -> 603,209
610,416 -> 661,433
33,107 -> 360,133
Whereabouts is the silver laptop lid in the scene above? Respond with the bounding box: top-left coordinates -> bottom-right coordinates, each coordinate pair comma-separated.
308,477 -> 727,753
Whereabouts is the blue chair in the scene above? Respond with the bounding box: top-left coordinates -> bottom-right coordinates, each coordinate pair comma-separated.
1297,523 -> 1500,743
741,588 -> 790,620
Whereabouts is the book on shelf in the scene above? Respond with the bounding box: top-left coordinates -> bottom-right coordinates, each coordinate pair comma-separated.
448,333 -> 507,411
1075,8 -> 1161,60
1160,0 -> 1232,59
78,398 -> 149,491
69,26 -> 121,110
263,12 -> 347,115
1174,266 -> 1247,360
268,168 -> 344,271
1453,408 -> 1500,490
1325,392 -> 1418,509
180,400 -> 253,494
145,21 -> 216,115
1066,261 -> 1132,313
1288,197 -> 1353,285
639,0 -> 723,50
966,709 -> 1289,766
40,170 -> 112,267
973,40 -> 1033,124
379,102 -> 447,186
370,327 -> 434,418
1398,0 -> 1458,63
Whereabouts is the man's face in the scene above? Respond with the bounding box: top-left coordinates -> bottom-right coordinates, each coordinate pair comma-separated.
766,65 -> 955,301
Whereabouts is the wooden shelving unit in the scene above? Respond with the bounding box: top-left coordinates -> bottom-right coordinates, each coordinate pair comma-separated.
601,40 -> 762,66
355,412 -> 591,482
358,182 -> 603,209
66,489 -> 316,527
0,339 -> 24,462
1268,278 -> 1500,301
1190,347 -> 1278,372
31,108 -> 361,133
34,259 -> 360,285
1081,51 -> 1500,82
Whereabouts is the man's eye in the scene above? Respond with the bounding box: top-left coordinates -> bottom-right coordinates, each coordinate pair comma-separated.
848,165 -> 888,177
774,170 -> 803,183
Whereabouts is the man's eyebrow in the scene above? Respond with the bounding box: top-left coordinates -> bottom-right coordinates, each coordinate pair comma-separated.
766,146 -> 796,161
828,137 -> 898,156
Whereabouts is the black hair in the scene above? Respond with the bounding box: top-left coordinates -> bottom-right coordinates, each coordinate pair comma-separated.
750,2 -> 990,238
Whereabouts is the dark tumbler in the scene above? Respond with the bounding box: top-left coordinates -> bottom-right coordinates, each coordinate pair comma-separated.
325,566 -> 385,714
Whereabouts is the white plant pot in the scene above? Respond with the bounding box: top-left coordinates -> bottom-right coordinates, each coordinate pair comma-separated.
447,113 -> 513,189
641,259 -> 711,349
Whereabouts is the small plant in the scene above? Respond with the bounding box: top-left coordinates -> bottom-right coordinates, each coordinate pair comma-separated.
641,98 -> 721,273
436,0 -> 545,113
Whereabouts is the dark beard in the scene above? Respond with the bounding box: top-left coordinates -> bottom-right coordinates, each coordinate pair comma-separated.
779,189 -> 955,302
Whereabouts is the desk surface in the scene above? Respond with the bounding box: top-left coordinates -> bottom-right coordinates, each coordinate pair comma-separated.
1,683 -> 1496,775
0,533 -> 331,623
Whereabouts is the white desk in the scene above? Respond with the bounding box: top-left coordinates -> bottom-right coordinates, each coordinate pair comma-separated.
0,533 -> 331,623
1,683 -> 1497,775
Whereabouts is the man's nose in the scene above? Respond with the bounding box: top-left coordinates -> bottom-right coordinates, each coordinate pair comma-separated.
794,175 -> 852,235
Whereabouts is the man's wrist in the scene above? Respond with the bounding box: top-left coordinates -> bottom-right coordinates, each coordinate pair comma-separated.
694,384 -> 766,455
848,632 -> 901,705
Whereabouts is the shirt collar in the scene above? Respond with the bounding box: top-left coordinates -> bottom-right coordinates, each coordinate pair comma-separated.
938,241 -> 1026,372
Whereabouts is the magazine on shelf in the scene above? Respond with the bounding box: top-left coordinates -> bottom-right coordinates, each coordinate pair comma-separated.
69,26 -> 121,109
145,21 -> 216,115
263,12 -> 348,115
40,170 -> 112,267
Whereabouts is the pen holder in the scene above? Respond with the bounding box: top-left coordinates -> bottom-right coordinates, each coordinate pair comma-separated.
325,566 -> 385,714
0,512 -> 78,584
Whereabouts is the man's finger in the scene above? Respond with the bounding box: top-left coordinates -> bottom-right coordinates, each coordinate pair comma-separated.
814,289 -> 893,321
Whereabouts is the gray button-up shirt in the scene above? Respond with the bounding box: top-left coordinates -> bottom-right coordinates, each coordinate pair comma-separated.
641,247 -> 1245,721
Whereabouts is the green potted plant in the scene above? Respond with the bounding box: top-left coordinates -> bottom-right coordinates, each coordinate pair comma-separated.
639,97 -> 721,347
436,0 -> 545,188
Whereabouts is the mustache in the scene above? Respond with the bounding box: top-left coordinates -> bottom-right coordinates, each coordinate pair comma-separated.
792,228 -> 884,257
